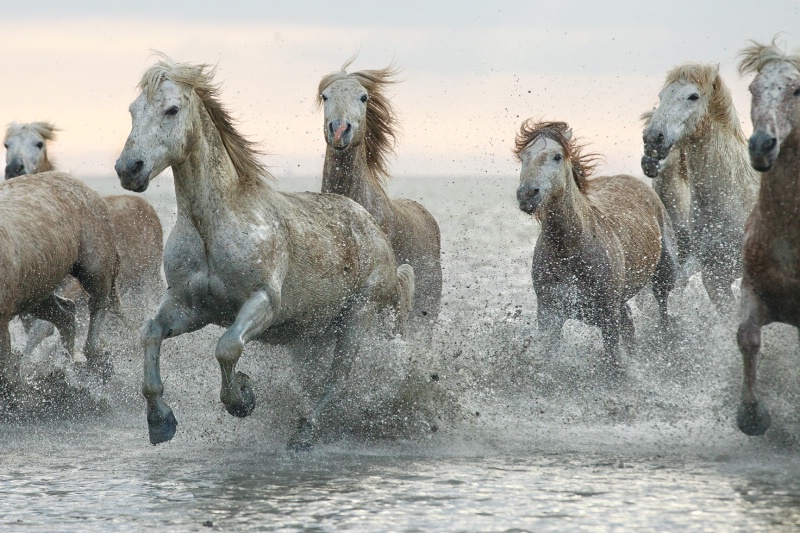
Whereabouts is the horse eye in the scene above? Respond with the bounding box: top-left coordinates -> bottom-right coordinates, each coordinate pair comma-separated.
793,88 -> 800,97
36,141 -> 43,149
321,94 -> 328,102
688,93 -> 700,101
553,153 -> 562,162
360,94 -> 368,103
164,106 -> 179,116
3,143 -> 7,149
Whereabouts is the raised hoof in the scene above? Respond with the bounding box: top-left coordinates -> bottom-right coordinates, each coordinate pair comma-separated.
287,418 -> 314,453
148,409 -> 178,445
224,371 -> 256,418
737,401 -> 771,436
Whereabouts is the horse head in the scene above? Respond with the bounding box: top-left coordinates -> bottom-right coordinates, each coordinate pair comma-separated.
115,66 -> 194,192
642,64 -> 728,175
515,121 -> 585,217
4,122 -> 56,179
320,77 -> 368,151
739,41 -> 800,172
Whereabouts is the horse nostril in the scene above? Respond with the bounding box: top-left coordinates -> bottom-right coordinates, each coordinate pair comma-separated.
130,160 -> 144,175
531,188 -> 540,197
765,137 -> 777,151
328,122 -> 335,134
345,123 -> 352,134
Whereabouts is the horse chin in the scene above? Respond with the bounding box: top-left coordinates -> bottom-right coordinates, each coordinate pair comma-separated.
640,155 -> 661,178
518,201 -> 540,216
120,174 -> 151,193
750,154 -> 775,173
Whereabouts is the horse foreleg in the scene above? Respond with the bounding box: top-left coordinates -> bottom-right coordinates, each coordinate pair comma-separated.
537,306 -> 565,355
215,290 -> 279,418
598,307 -> 622,370
142,292 -> 208,444
28,294 -> 76,360
619,303 -> 635,356
701,268 -> 736,317
736,284 -> 771,436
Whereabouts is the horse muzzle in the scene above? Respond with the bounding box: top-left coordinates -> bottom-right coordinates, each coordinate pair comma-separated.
115,157 -> 151,192
748,130 -> 778,172
517,185 -> 541,215
4,159 -> 26,180
327,119 -> 353,150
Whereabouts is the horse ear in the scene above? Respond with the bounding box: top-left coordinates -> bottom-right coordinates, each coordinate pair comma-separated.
563,128 -> 573,140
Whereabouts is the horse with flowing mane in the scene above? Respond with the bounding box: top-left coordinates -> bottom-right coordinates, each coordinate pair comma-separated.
317,59 -> 442,329
515,120 -> 677,366
0,172 -> 119,391
735,38 -> 800,436
642,63 -> 759,315
115,54 -> 414,450
4,122 -> 164,355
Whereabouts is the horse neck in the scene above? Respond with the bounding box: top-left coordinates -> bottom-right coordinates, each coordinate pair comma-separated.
682,121 -> 748,187
171,109 -> 250,234
323,144 -> 393,229
539,176 -> 592,251
38,153 -> 54,173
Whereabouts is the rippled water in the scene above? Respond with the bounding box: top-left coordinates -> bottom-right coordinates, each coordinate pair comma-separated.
2,175 -> 800,531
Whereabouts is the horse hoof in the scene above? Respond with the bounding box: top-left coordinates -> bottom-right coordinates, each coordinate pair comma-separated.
287,418 -> 314,452
147,409 -> 178,445
737,401 -> 771,436
224,371 -> 256,418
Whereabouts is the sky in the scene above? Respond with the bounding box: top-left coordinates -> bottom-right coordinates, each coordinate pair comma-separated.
2,1 -> 799,182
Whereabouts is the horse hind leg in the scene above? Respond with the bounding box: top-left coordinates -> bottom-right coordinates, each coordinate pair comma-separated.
20,314 -> 56,357
0,320 -> 19,392
620,303 -> 635,356
28,294 -> 77,361
736,285 -> 771,436
395,263 -> 415,336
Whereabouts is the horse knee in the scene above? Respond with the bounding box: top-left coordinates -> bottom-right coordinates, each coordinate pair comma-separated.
737,322 -> 760,356
215,331 -> 244,365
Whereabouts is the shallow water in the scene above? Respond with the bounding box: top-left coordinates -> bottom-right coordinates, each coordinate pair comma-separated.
2,175 -> 800,531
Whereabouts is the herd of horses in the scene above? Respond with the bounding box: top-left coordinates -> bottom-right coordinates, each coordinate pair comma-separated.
0,38 -> 797,450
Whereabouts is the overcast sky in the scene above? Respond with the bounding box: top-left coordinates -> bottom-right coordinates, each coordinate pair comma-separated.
2,2 -> 798,182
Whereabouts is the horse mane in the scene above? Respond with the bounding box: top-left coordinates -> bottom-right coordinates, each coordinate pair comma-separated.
513,120 -> 599,193
317,57 -> 400,184
4,121 -> 59,142
738,36 -> 800,75
663,63 -> 745,143
138,52 -> 271,185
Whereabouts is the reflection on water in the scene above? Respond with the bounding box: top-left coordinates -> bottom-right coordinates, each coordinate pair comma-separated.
1,176 -> 800,531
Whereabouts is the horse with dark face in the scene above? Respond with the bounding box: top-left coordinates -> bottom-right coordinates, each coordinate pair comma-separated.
735,39 -> 800,436
515,120 -> 677,366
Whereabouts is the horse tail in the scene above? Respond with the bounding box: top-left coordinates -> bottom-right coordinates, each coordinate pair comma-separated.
396,263 -> 415,334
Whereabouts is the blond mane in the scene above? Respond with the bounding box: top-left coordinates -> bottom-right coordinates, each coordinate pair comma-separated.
4,121 -> 59,142
513,120 -> 599,193
138,53 -> 271,185
738,37 -> 800,76
317,58 -> 400,184
663,63 -> 746,143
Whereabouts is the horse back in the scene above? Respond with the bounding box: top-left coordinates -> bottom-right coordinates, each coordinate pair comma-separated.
0,172 -> 117,316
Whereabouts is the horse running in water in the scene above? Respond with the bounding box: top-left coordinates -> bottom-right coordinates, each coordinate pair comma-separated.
317,59 -> 441,330
515,120 -> 677,367
4,122 -> 164,355
0,172 -> 118,390
735,39 -> 800,436
115,54 -> 414,450
642,63 -> 760,316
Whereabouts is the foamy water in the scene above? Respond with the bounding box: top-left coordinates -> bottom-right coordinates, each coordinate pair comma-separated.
1,175 -> 799,531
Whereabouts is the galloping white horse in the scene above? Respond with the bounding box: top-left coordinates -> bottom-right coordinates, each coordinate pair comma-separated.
642,64 -> 759,315
115,54 -> 414,450
735,39 -> 800,436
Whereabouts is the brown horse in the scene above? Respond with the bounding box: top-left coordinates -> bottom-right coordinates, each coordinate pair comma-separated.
0,172 -> 118,389
4,122 -> 164,355
515,121 -> 678,366
735,39 -> 800,435
317,60 -> 442,329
